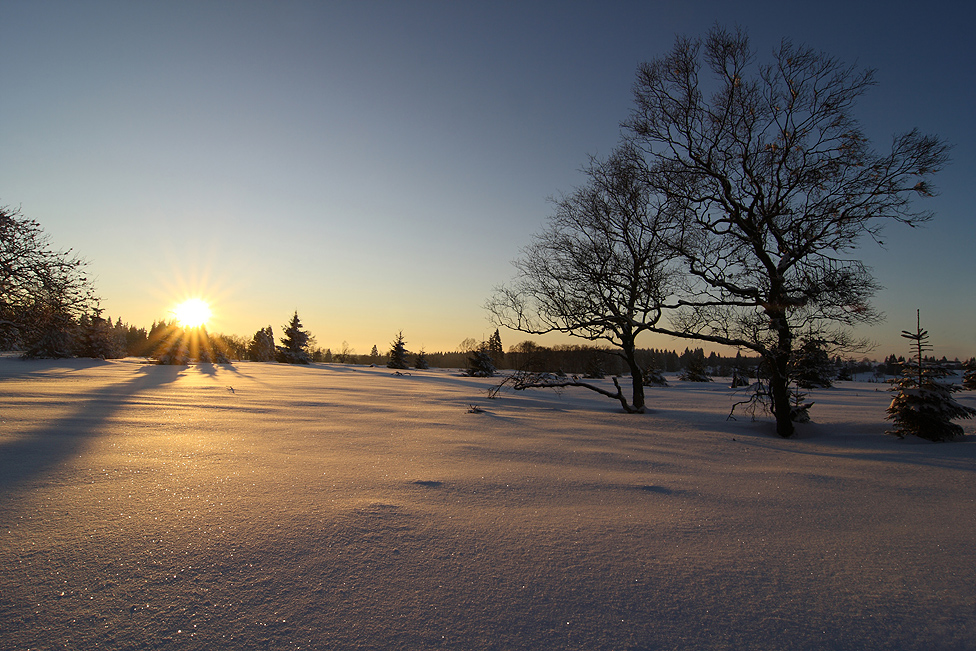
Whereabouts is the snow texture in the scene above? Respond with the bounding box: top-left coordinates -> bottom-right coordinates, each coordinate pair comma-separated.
1,356 -> 975,650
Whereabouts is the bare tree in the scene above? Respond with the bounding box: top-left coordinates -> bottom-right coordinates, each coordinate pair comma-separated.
487,146 -> 677,413
457,337 -> 479,354
0,205 -> 95,355
624,27 -> 949,436
336,341 -> 354,364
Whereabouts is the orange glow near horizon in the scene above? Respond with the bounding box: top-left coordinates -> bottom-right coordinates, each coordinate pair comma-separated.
173,298 -> 212,329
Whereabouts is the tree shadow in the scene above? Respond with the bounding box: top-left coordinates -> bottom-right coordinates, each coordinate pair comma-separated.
203,361 -> 277,388
194,362 -> 219,377
730,421 -> 976,474
0,363 -> 185,491
0,356 -> 116,382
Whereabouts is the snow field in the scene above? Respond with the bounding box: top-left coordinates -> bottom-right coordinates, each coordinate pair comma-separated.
1,358 -> 974,650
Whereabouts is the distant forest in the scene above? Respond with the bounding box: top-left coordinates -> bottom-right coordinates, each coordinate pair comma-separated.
65,317 -> 972,381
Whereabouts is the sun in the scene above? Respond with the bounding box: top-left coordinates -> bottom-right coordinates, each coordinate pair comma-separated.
173,298 -> 212,329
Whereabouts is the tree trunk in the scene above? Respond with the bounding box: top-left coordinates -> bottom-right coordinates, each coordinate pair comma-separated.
767,309 -> 795,438
622,338 -> 646,413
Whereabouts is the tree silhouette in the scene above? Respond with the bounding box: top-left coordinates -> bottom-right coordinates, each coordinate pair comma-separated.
387,331 -> 409,369
625,26 -> 949,436
414,348 -> 429,370
2,205 -> 96,356
248,326 -> 275,361
886,312 -> 975,441
277,312 -> 311,364
488,146 -> 675,412
487,329 -> 504,364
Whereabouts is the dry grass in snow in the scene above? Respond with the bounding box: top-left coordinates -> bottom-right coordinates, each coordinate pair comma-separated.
1,357 -> 975,650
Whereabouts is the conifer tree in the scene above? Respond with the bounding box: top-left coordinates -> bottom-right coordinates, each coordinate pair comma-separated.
582,352 -> 606,379
791,338 -> 834,389
467,344 -> 496,377
886,311 -> 976,441
962,358 -> 976,391
197,345 -> 212,363
75,308 -> 125,359
642,365 -> 669,387
414,348 -> 429,370
387,331 -> 409,369
124,324 -> 149,356
210,336 -> 231,364
155,327 -> 190,365
74,313 -> 94,357
277,312 -> 311,364
487,329 -> 504,364
248,326 -> 275,361
679,356 -> 712,382
835,363 -> 853,382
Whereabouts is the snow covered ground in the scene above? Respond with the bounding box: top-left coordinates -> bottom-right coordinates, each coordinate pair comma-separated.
1,357 -> 974,650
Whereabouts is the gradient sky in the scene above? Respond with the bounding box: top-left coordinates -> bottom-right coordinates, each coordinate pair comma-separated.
2,1 -> 973,359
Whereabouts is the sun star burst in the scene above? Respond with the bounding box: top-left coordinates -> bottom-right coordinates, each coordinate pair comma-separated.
174,298 -> 212,329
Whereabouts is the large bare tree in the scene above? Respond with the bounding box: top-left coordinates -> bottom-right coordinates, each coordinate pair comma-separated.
624,27 -> 949,436
0,205 -> 94,355
487,146 -> 676,413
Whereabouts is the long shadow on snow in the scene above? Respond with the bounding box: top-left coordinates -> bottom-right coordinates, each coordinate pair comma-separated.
0,356 -> 117,382
0,363 -> 184,491
725,421 -> 976,474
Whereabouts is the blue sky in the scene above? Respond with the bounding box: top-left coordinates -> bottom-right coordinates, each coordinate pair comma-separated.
1,1 -> 973,358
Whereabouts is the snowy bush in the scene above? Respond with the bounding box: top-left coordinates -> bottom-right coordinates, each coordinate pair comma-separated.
679,357 -> 712,382
642,366 -> 669,387
155,338 -> 190,365
466,350 -> 496,377
730,368 -> 750,388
